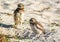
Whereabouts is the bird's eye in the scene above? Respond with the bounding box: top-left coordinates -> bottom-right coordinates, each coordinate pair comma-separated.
30,19 -> 33,23
30,20 -> 32,22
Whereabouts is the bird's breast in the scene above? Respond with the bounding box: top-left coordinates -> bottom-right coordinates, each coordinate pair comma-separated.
34,25 -> 42,34
31,24 -> 42,34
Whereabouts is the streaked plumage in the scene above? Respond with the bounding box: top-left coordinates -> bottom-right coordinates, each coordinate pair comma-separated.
29,18 -> 46,34
13,3 -> 24,29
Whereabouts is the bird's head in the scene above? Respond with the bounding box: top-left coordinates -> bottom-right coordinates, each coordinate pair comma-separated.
17,3 -> 24,10
30,18 -> 37,24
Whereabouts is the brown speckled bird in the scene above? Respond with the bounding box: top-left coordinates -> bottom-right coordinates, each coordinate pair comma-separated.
30,18 -> 46,34
13,3 -> 24,29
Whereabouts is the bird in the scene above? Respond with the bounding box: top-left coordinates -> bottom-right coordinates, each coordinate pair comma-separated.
29,18 -> 46,39
13,3 -> 24,29
29,18 -> 46,40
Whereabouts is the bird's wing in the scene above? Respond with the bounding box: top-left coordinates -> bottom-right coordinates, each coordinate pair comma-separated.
36,24 -> 46,34
36,24 -> 43,30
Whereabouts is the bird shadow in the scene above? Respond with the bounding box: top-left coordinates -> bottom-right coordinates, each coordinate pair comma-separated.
0,23 -> 13,28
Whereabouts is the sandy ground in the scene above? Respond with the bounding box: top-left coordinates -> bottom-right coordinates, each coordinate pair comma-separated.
0,0 -> 60,42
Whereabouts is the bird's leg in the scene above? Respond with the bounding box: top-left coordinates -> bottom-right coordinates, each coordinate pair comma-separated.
36,34 -> 41,38
12,24 -> 17,29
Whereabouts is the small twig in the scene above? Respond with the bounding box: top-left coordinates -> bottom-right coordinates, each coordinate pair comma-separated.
33,7 -> 50,12
0,12 -> 13,16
